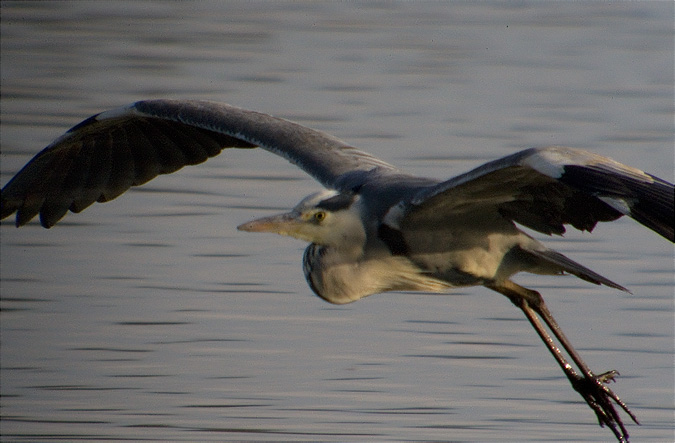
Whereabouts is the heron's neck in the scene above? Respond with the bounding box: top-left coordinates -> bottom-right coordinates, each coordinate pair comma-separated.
329,202 -> 367,258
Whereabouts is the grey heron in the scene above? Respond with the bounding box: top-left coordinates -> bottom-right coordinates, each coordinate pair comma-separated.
1,100 -> 673,443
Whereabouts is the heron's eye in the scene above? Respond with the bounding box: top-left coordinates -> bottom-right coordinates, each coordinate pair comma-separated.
314,211 -> 326,222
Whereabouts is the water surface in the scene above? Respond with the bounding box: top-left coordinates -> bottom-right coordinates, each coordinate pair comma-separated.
1,2 -> 673,442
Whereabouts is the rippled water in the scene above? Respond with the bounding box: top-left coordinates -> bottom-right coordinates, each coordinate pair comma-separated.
1,2 -> 673,442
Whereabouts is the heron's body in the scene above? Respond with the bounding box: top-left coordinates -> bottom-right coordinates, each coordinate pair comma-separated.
295,190 -> 596,305
2,100 -> 673,443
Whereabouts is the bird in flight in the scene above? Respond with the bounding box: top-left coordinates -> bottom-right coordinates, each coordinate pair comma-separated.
1,100 -> 673,442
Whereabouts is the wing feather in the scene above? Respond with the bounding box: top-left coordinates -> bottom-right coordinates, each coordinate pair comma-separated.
402,147 -> 674,242
1,100 -> 397,227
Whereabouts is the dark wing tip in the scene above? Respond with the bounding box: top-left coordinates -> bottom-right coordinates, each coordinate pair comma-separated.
1,101 -> 257,228
560,164 -> 674,243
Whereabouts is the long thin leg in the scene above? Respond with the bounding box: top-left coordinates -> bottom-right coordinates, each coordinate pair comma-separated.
488,280 -> 638,443
530,289 -> 638,423
520,296 -> 630,442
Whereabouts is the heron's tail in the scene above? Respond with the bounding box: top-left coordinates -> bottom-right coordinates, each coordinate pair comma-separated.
526,248 -> 629,293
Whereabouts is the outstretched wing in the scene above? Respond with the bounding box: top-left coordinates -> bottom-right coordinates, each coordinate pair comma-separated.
399,147 -> 674,242
1,100 -> 397,228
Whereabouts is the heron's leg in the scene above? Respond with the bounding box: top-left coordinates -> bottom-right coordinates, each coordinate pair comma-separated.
527,289 -> 637,421
488,280 -> 637,443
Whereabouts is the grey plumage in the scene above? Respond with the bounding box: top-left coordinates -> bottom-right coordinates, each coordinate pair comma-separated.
2,99 -> 673,443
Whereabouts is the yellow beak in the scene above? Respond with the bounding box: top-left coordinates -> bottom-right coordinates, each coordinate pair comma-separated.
237,211 -> 302,236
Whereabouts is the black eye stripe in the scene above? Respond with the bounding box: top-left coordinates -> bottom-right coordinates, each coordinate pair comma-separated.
316,193 -> 354,211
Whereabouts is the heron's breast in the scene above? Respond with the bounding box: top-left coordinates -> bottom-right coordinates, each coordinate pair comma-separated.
304,245 -> 453,304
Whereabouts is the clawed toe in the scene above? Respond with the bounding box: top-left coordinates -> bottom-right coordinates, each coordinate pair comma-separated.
596,370 -> 619,384
570,371 -> 638,443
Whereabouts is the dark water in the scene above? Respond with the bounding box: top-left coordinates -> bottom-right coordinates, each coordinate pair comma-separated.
1,2 -> 673,442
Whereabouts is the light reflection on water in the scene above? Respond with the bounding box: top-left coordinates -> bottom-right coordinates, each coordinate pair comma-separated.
1,2 -> 673,442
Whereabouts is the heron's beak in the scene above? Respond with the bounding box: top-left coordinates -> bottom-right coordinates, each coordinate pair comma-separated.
237,211 -> 302,236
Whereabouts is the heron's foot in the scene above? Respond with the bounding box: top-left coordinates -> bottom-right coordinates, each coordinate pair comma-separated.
570,370 -> 639,443
595,369 -> 619,384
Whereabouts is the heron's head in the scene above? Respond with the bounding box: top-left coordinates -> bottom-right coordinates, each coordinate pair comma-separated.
237,190 -> 365,249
